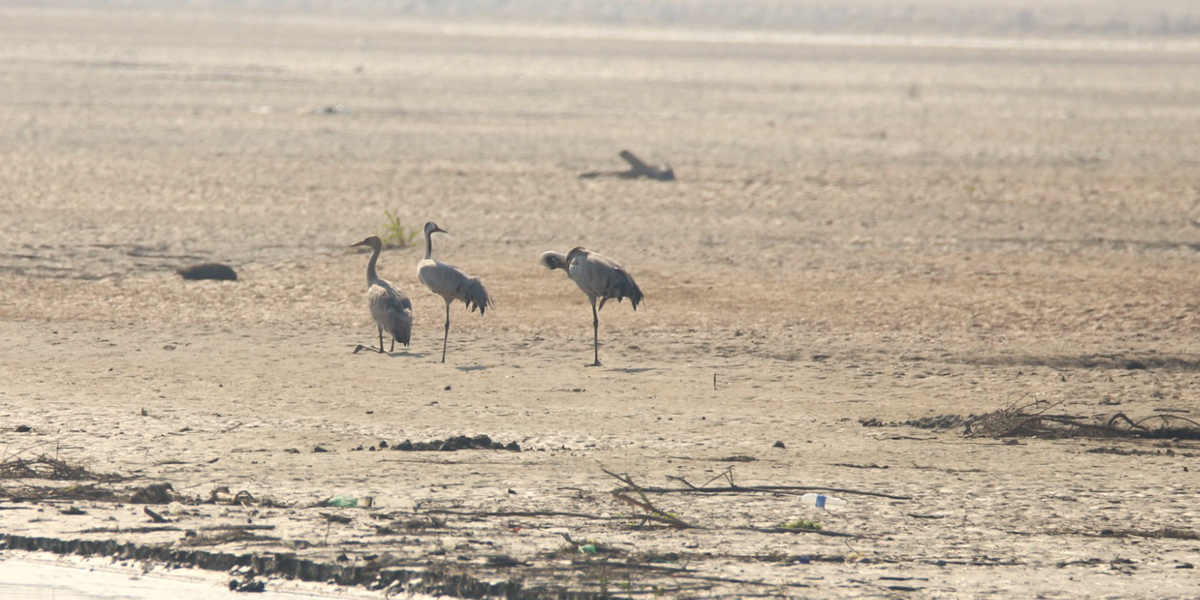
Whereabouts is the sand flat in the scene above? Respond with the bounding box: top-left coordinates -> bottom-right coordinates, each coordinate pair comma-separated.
2,3 -> 1200,597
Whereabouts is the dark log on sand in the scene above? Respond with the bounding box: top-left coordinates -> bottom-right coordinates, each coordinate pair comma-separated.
177,263 -> 238,281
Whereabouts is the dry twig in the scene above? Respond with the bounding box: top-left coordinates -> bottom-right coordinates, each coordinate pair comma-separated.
602,468 -> 696,529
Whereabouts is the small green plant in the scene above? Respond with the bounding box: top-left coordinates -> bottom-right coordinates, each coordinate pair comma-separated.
779,518 -> 823,530
379,209 -> 419,248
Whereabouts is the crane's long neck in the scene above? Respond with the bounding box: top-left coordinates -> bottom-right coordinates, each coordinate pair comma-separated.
366,244 -> 381,284
423,229 -> 434,260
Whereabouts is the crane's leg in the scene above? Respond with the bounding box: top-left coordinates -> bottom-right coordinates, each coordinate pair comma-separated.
441,301 -> 451,364
377,326 -> 386,354
390,336 -> 395,353
588,300 -> 601,367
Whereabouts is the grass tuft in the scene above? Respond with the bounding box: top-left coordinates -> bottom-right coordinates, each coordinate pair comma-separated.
778,518 -> 823,530
379,210 -> 419,248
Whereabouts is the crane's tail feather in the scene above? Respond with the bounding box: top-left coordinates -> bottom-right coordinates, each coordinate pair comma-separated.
388,306 -> 413,346
539,251 -> 569,271
605,269 -> 644,310
461,277 -> 493,315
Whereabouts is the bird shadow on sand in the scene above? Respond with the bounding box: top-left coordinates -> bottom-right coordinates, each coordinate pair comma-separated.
351,345 -> 429,358
608,367 -> 655,373
456,365 -> 489,372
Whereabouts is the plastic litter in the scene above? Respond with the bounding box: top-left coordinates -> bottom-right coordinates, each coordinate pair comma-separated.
798,493 -> 846,509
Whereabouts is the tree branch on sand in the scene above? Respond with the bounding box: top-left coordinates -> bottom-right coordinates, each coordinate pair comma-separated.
580,150 -> 676,181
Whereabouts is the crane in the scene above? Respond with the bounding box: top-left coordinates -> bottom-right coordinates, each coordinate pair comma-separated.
416,222 -> 492,363
351,235 -> 412,354
540,247 -> 643,366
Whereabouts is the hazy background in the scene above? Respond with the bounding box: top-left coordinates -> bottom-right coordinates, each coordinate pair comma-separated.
8,0 -> 1200,38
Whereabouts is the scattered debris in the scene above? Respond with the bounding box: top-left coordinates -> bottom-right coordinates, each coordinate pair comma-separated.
207,487 -> 277,507
716,455 -> 756,462
373,515 -> 447,534
859,414 -> 978,430
1086,446 -> 1197,457
129,483 -> 176,504
388,434 -> 520,452
229,578 -> 266,593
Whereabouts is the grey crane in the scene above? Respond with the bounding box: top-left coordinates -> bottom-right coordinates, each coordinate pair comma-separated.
351,235 -> 413,354
416,222 -> 492,363
540,247 -> 643,366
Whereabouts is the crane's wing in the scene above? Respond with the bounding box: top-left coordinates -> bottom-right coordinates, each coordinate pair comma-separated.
419,260 -> 493,314
569,252 -> 643,310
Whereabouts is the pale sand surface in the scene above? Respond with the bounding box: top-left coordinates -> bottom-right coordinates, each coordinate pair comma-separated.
0,552 -> 386,599
2,2 -> 1200,598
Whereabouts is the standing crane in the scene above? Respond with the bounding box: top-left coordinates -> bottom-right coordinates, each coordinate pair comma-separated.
416,222 -> 492,363
540,247 -> 643,366
351,235 -> 412,354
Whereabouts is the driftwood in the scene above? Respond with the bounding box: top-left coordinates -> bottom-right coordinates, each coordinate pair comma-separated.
143,507 -> 169,523
580,150 -> 675,181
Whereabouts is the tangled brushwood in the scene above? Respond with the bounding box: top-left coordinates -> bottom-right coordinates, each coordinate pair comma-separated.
969,409 -> 1200,440
862,396 -> 1200,441
0,453 -> 116,482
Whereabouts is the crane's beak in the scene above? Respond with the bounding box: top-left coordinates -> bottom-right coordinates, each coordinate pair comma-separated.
436,226 -> 448,234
